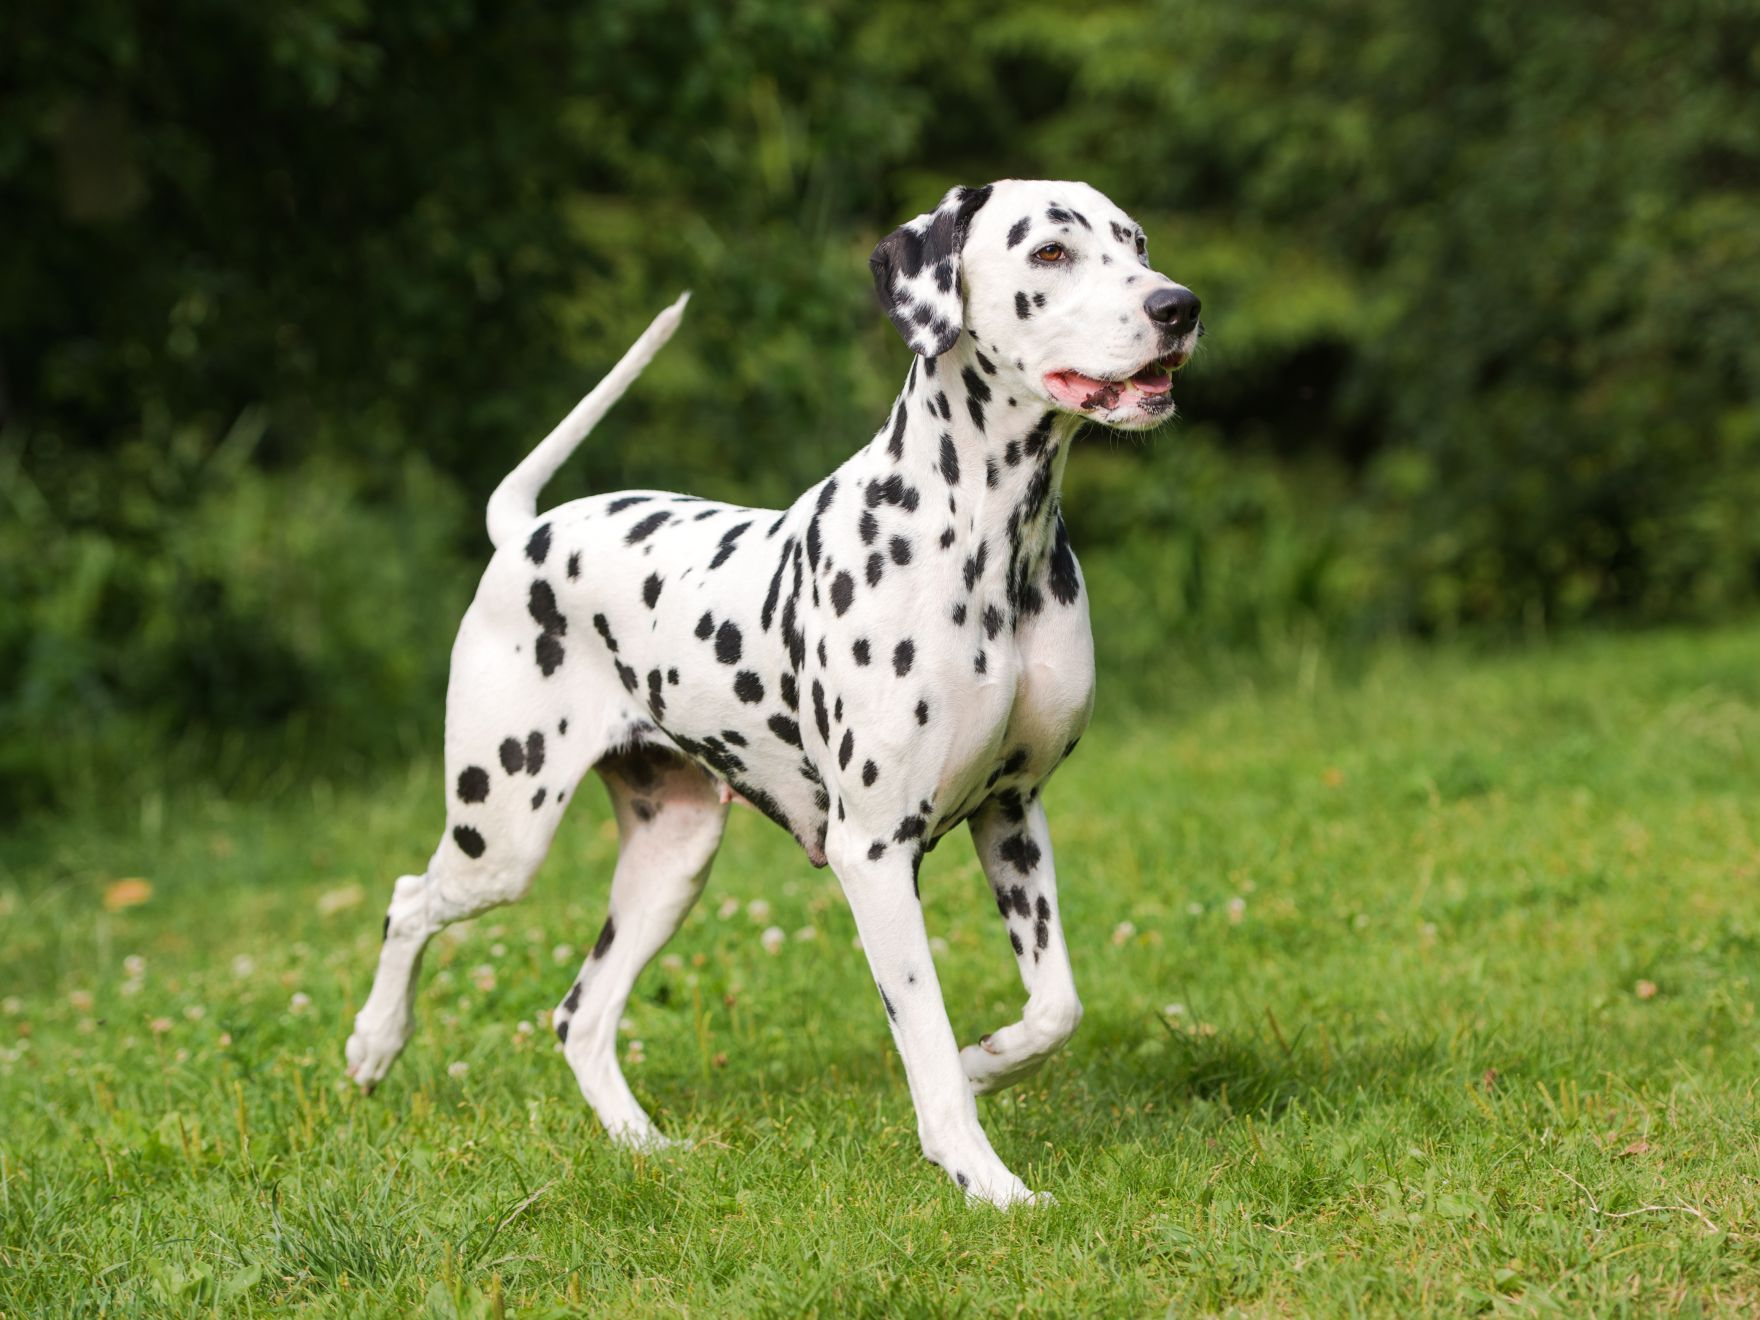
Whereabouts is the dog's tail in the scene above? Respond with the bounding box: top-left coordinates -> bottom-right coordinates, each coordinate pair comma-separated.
485,292 -> 691,551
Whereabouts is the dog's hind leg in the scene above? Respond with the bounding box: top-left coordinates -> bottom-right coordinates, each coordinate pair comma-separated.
959,794 -> 1082,1095
346,606 -> 607,1091
554,745 -> 726,1149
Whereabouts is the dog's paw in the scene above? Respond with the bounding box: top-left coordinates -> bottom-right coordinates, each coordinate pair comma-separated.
344,1018 -> 409,1092
957,1170 -> 1044,1210
606,1122 -> 683,1154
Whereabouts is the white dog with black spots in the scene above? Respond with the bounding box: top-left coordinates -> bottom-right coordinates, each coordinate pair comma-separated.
346,178 -> 1203,1207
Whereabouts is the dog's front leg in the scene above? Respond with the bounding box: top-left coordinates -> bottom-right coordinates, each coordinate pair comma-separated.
961,795 -> 1083,1095
826,828 -> 1042,1208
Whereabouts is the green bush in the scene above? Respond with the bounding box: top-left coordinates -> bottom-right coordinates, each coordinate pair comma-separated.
0,418 -> 472,810
4,0 -> 1759,811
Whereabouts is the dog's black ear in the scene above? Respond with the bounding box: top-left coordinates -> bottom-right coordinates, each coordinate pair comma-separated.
869,184 -> 993,358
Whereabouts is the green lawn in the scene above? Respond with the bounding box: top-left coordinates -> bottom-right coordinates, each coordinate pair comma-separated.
5,626 -> 1760,1316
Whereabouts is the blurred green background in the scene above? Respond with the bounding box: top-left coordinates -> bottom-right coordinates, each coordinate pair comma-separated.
5,0 -> 1759,816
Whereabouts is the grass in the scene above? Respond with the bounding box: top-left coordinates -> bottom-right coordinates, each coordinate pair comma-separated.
4,623 -> 1760,1315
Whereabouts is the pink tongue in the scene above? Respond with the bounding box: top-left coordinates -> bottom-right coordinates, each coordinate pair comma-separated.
1046,370 -> 1120,409
1046,368 -> 1173,409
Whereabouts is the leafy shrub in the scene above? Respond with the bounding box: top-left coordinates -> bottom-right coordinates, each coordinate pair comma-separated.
4,0 -> 1759,811
0,416 -> 473,811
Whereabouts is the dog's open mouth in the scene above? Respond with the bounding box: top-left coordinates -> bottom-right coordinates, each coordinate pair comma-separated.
1045,350 -> 1191,413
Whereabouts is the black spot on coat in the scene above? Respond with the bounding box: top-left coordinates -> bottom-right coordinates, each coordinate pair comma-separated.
998,833 -> 1041,874
592,915 -> 617,959
535,634 -> 565,676
830,571 -> 855,615
1048,520 -> 1080,605
528,581 -> 567,635
715,620 -> 743,665
525,523 -> 552,564
626,510 -> 671,544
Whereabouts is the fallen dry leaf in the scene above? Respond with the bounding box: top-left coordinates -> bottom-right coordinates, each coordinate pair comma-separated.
103,878 -> 153,911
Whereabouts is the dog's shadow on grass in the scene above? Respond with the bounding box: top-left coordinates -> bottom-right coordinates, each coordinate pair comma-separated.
1071,1011 -> 1463,1128
645,1007 -> 1460,1147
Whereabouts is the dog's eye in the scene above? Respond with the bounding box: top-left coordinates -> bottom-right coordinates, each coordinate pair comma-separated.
1032,243 -> 1068,264
1135,234 -> 1148,256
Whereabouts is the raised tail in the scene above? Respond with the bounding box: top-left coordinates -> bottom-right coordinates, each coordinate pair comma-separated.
485,292 -> 691,551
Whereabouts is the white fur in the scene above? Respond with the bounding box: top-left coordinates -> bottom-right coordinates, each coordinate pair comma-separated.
346,179 -> 1201,1207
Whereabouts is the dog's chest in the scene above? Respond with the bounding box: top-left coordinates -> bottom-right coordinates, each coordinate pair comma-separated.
927,584 -> 1096,827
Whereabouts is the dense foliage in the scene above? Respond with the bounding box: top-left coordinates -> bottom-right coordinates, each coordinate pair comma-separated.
5,0 -> 1758,809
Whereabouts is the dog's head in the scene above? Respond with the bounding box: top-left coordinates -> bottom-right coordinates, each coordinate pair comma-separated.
870,179 -> 1202,432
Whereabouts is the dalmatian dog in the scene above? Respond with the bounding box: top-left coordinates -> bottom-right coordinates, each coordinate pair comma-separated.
346,179 -> 1202,1207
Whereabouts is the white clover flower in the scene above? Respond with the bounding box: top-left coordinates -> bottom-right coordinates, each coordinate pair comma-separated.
447,1060 -> 469,1079
1111,921 -> 1136,946
316,884 -> 363,916
289,992 -> 312,1014
746,899 -> 772,924
760,926 -> 786,956
717,898 -> 740,920
231,954 -> 256,978
123,955 -> 147,978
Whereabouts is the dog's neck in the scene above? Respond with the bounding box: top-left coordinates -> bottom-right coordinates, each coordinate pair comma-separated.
855,336 -> 1083,610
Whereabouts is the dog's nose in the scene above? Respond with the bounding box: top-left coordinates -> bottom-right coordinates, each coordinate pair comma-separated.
1144,286 -> 1201,332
